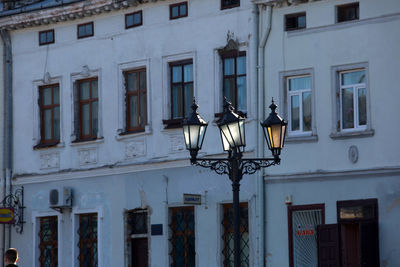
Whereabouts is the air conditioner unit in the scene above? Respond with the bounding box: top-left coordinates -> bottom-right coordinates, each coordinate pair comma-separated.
49,187 -> 72,208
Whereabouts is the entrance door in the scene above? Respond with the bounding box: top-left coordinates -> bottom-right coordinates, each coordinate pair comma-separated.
340,223 -> 360,267
317,224 -> 340,267
132,238 -> 148,267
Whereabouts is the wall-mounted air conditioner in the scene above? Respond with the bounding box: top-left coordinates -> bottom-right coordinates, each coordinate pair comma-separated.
49,187 -> 72,210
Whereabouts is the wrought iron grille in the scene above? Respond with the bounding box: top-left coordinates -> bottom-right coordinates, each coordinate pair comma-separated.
78,213 -> 98,267
221,203 -> 249,267
39,216 -> 58,267
169,207 -> 195,267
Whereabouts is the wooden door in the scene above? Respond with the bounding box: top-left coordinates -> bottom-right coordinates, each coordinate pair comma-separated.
132,238 -> 148,267
360,222 -> 379,267
317,224 -> 340,267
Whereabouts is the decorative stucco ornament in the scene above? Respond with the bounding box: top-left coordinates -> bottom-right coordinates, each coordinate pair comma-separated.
43,72 -> 51,84
81,65 -> 90,77
348,145 -> 359,163
218,30 -> 240,55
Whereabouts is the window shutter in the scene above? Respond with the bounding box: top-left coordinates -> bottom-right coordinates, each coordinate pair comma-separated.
73,82 -> 80,140
360,222 -> 380,267
317,224 -> 340,267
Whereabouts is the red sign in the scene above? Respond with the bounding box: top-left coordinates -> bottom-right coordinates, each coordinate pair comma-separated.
0,208 -> 15,224
297,228 -> 315,236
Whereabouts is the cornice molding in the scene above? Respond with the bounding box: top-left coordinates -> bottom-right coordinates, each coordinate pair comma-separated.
265,166 -> 400,184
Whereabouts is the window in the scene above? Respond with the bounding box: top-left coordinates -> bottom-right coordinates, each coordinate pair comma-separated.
39,30 -> 54,46
288,204 -> 325,267
39,84 -> 60,146
221,203 -> 249,267
285,13 -> 306,31
39,216 -> 58,267
287,76 -> 312,135
77,22 -> 94,39
339,69 -> 366,131
163,60 -> 193,128
169,207 -> 195,267
78,213 -> 98,267
77,78 -> 98,140
126,209 -> 149,267
125,11 -> 143,29
221,0 -> 239,10
222,52 -> 246,114
170,2 -> 188,20
124,69 -> 147,133
337,3 -> 359,23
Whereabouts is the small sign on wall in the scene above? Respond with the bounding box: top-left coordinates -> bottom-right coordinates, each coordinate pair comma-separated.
151,224 -> 163,236
0,208 -> 14,224
183,194 -> 201,205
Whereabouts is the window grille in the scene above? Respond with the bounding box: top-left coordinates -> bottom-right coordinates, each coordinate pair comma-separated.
39,216 -> 58,267
169,207 -> 195,267
221,203 -> 249,267
78,213 -> 98,267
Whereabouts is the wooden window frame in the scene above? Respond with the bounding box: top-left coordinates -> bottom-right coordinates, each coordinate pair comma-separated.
78,213 -> 98,267
221,0 -> 240,10
39,216 -> 58,267
337,2 -> 359,23
169,2 -> 188,20
125,10 -> 143,29
221,50 -> 246,114
169,206 -> 195,267
77,22 -> 94,39
163,59 -> 193,128
124,68 -> 147,133
287,204 -> 325,267
39,29 -> 55,46
38,83 -> 60,147
285,12 -> 306,31
78,78 -> 98,141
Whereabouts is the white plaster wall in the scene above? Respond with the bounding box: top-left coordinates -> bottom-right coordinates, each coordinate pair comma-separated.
262,0 -> 400,176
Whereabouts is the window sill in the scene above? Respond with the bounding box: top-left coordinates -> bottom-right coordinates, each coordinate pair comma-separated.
116,126 -> 152,141
330,129 -> 374,140
70,137 -> 104,146
285,135 -> 318,143
33,141 -> 64,150
163,118 -> 183,129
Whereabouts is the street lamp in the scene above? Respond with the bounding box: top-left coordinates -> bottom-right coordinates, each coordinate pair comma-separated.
183,98 -> 287,267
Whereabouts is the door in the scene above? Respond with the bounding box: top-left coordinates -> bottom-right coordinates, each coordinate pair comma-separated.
132,238 -> 148,267
317,224 -> 340,267
360,222 -> 379,267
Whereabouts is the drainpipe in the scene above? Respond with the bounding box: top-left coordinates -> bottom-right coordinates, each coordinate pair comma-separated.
1,29 -> 13,263
256,4 -> 272,267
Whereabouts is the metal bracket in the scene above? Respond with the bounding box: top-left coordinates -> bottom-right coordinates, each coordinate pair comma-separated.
1,186 -> 25,234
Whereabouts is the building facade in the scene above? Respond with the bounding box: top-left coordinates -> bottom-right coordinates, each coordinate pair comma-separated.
255,0 -> 400,266
0,0 -> 265,266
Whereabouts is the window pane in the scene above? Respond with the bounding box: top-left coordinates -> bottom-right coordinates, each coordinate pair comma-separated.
172,66 -> 182,83
342,88 -> 354,129
42,87 -> 52,105
223,78 -> 235,107
358,87 -> 367,126
139,71 -> 146,91
237,76 -> 246,112
291,95 -> 300,131
140,92 -> 147,127
40,32 -> 47,44
302,92 -> 312,131
133,13 -> 141,24
86,24 -> 93,36
224,58 -> 235,75
180,4 -> 187,16
47,31 -> 54,42
172,85 -> 183,118
82,104 -> 90,135
184,84 -> 193,118
126,14 -> 134,27
184,64 -> 193,82
91,80 -> 98,98
54,106 -> 60,141
44,109 -> 52,140
130,95 -> 139,127
92,101 -> 98,136
53,86 -> 59,104
341,70 -> 365,85
78,25 -> 86,37
298,15 -> 306,28
289,76 -> 310,91
172,6 -> 179,17
237,56 -> 246,75
80,82 -> 90,100
127,73 -> 138,92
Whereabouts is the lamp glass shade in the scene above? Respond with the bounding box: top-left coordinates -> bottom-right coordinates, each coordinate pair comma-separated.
219,119 -> 245,149
183,124 -> 207,151
220,127 -> 231,151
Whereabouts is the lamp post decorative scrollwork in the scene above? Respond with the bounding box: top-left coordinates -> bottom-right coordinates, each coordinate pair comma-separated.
183,98 -> 287,267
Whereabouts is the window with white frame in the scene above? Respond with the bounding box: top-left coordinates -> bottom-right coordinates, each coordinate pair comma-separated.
125,209 -> 149,267
287,75 -> 312,135
339,69 -> 366,131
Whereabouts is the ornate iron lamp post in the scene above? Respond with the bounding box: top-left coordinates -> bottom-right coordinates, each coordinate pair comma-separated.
183,98 -> 287,267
